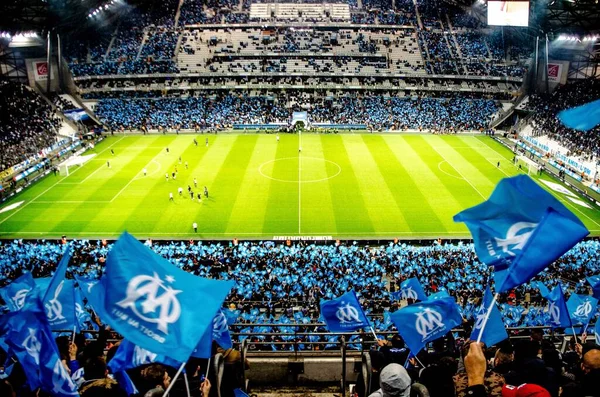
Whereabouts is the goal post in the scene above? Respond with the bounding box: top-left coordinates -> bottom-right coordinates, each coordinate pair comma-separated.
516,155 -> 540,175
59,163 -> 70,176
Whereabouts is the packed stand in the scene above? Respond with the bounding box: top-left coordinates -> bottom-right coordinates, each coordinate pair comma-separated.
0,81 -> 61,172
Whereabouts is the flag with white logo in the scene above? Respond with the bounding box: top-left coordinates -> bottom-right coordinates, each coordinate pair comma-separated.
108,339 -> 183,373
74,286 -> 91,332
397,278 -> 428,301
586,275 -> 600,300
98,232 -> 234,362
544,285 -> 571,329
427,291 -> 451,301
2,307 -> 79,395
212,309 -> 233,349
389,297 -> 462,354
44,279 -> 76,331
566,294 -> 598,326
470,286 -> 507,346
453,175 -> 588,293
0,272 -> 37,312
319,291 -> 369,332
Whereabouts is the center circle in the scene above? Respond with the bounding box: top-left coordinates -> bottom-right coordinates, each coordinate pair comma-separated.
259,157 -> 342,183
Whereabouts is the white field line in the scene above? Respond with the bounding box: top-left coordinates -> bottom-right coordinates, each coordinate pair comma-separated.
110,146 -> 166,202
0,136 -> 126,225
430,145 -> 487,200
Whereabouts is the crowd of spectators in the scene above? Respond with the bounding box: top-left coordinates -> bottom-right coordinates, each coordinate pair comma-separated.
527,79 -> 600,158
92,94 -> 498,132
0,81 -> 61,173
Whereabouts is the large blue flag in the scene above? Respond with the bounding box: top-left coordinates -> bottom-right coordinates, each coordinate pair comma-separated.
108,339 -> 183,373
470,286 -> 507,346
96,232 -> 234,362
398,278 -> 428,301
43,246 -> 71,304
320,291 -> 369,332
3,308 -> 79,395
567,294 -> 598,326
545,285 -> 571,328
586,275 -> 600,300
0,272 -> 37,312
43,279 -> 77,331
558,98 -> 600,132
389,297 -> 462,354
453,175 -> 589,292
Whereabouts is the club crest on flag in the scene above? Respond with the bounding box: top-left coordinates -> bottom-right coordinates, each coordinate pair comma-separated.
133,345 -> 157,366
116,272 -> 182,335
573,301 -> 593,318
12,288 -> 32,310
213,311 -> 229,338
549,302 -> 561,326
473,309 -> 486,330
415,308 -> 445,341
22,328 -> 41,365
401,287 -> 418,300
493,222 -> 538,257
52,359 -> 78,396
45,281 -> 65,322
336,301 -> 362,324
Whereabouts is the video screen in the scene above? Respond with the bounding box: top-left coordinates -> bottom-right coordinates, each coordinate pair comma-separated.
487,1 -> 530,27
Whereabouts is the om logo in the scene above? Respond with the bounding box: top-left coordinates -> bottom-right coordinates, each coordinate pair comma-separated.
52,359 -> 78,395
22,328 -> 41,365
415,308 -> 444,341
548,302 -> 561,325
11,288 -> 31,310
133,345 -> 157,366
116,272 -> 182,334
45,281 -> 65,322
400,287 -> 418,300
495,222 -> 538,256
574,301 -> 592,319
336,302 -> 362,324
213,312 -> 229,338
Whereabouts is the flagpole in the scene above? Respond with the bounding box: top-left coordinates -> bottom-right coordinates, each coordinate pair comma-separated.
162,361 -> 186,397
72,325 -> 77,344
183,372 -> 191,397
476,293 -> 499,344
205,356 -> 212,378
369,326 -> 378,341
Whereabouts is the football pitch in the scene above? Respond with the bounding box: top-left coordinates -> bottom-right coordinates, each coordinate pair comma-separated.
1,133 -> 599,240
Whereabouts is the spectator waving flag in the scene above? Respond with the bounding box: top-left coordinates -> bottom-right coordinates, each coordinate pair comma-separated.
566,294 -> 598,326
0,272 -> 37,312
2,308 -> 79,396
470,286 -> 507,346
320,291 -> 369,332
93,232 -> 234,362
586,275 -> 600,299
389,297 -> 462,354
398,277 -> 428,301
545,285 -> 571,329
557,98 -> 600,131
454,175 -> 588,293
108,339 -> 183,373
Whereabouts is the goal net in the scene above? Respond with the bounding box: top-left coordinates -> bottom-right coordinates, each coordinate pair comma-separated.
516,155 -> 540,175
58,153 -> 96,176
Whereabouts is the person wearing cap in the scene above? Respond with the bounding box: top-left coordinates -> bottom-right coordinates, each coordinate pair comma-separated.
368,363 -> 411,397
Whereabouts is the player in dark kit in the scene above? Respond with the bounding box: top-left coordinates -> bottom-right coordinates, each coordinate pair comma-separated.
204,186 -> 208,198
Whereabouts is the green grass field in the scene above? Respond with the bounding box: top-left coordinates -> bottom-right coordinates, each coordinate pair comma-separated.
1,133 -> 599,240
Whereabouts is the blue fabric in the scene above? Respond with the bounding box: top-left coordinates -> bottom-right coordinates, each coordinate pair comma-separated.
398,277 -> 428,301
319,290 -> 369,332
234,388 -> 250,397
212,309 -> 233,349
0,272 -> 37,312
2,305 -> 79,395
108,339 -> 183,373
454,175 -> 589,292
97,232 -> 233,362
558,98 -> 600,132
113,370 -> 138,396
389,297 -> 462,354
428,291 -> 450,301
531,281 -> 551,299
74,286 -> 91,333
587,275 -> 600,300
43,279 -> 77,331
567,294 -> 598,326
470,286 -> 507,346
546,285 -> 572,328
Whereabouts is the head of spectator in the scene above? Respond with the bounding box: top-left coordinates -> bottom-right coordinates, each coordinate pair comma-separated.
419,356 -> 457,397
368,363 -> 411,397
139,364 -> 171,395
79,357 -> 127,397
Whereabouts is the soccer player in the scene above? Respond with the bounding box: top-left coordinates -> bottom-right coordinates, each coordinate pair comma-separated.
188,185 -> 192,192
178,187 -> 183,196
107,161 -> 110,168
111,149 -> 115,156
497,161 -> 500,167
165,173 -> 169,181
194,178 -> 197,188
143,168 -> 147,176
206,138 -> 209,147
204,186 -> 208,198
185,161 -> 188,169
194,138 -> 198,147
179,156 -> 182,164
190,190 -> 194,200
169,192 -> 174,201
193,222 -> 198,232
166,147 -> 169,153
276,134 -> 280,143
172,171 -> 176,180
197,192 -> 202,201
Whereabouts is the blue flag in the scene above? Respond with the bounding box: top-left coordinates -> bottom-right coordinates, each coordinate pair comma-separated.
454,175 -> 589,292
108,339 -> 183,373
389,297 -> 462,354
225,308 -> 241,325
398,278 -> 428,301
428,291 -> 450,301
212,309 -> 233,349
3,308 -> 79,396
43,247 -> 72,304
0,273 -> 37,312
567,294 -> 598,326
595,320 -> 600,345
531,281 -> 551,299
98,232 -> 234,362
43,279 -> 77,331
558,98 -> 600,132
319,291 -> 369,332
545,285 -> 571,328
74,286 -> 91,332
586,275 -> 600,300
470,286 -> 507,346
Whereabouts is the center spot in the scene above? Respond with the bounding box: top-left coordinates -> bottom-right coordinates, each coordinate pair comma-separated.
259,157 -> 342,183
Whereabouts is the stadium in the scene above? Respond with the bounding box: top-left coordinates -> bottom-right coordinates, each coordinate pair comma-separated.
0,0 -> 599,396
